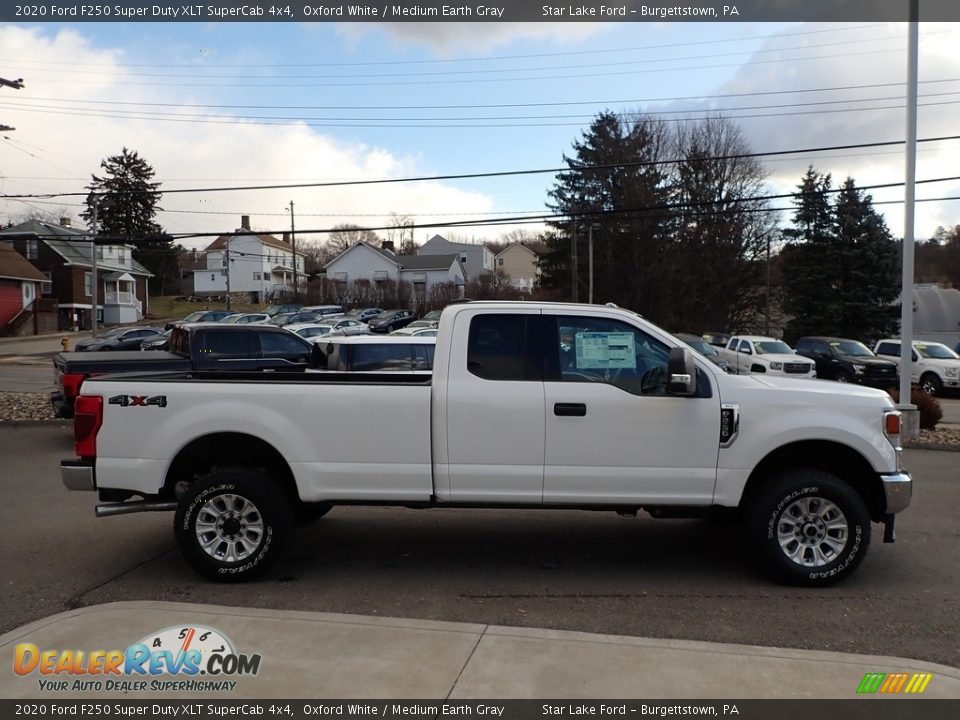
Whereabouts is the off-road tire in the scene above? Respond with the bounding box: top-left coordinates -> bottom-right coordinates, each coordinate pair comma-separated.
174,467 -> 293,582
748,469 -> 870,587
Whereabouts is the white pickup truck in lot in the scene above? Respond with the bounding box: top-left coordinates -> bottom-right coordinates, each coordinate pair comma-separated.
719,335 -> 817,379
61,302 -> 911,586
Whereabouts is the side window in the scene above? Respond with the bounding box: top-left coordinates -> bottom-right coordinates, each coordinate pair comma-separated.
199,331 -> 256,357
876,342 -> 897,357
467,314 -> 541,381
554,315 -> 669,396
739,340 -> 752,354
727,338 -> 739,351
796,339 -> 811,353
352,344 -> 414,371
813,342 -> 830,355
261,333 -> 309,356
412,344 -> 435,371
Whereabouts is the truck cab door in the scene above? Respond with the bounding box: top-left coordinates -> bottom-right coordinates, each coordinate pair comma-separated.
437,311 -> 546,502
258,332 -> 311,371
541,312 -> 720,505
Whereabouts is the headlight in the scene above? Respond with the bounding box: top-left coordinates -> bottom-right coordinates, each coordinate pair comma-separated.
769,361 -> 783,370
853,364 -> 866,374
945,367 -> 959,378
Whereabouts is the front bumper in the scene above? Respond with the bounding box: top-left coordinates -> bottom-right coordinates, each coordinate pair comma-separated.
61,459 -> 95,491
881,472 -> 912,514
858,375 -> 899,388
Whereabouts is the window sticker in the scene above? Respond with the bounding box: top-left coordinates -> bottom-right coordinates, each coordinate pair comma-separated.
575,332 -> 637,369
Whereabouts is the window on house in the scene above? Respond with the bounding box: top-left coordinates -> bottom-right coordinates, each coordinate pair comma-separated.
498,258 -> 504,266
253,272 -> 261,281
26,239 -> 38,260
211,274 -> 216,282
118,248 -> 126,263
461,255 -> 467,263
42,271 -> 53,296
84,272 -> 92,297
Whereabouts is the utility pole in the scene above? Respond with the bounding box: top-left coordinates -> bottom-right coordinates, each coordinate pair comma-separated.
89,195 -> 99,338
225,241 -> 231,311
765,235 -> 771,336
587,224 -> 593,304
288,201 -> 297,300
571,222 -> 579,303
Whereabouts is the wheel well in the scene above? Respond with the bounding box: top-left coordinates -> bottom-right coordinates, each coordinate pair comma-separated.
163,432 -> 300,504
740,440 -> 885,522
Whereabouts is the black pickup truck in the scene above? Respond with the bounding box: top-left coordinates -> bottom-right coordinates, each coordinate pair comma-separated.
51,323 -> 313,418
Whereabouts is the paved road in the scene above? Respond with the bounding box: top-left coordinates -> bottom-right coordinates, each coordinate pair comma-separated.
1,424 -> 957,670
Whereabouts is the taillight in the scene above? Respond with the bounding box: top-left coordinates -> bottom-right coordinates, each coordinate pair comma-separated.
62,372 -> 86,400
74,395 -> 103,459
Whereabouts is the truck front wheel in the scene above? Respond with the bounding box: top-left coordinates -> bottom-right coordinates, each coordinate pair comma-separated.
748,470 -> 871,587
174,467 -> 293,582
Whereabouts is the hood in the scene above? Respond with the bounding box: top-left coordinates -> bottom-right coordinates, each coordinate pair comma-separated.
920,357 -> 960,368
749,374 -> 894,403
835,355 -> 897,366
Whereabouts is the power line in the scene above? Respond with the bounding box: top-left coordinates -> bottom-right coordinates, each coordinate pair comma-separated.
4,134 -> 960,201
1,24 -> 888,69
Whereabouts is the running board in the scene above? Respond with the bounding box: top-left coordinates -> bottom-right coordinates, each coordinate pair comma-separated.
96,501 -> 178,518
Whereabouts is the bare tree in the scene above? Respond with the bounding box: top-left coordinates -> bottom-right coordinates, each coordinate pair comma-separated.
327,224 -> 381,254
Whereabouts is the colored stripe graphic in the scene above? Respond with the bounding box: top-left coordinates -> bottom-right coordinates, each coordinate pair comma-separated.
858,672 -> 932,694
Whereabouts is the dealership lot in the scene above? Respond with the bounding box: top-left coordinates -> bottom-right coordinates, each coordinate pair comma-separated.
0,423 -> 957,669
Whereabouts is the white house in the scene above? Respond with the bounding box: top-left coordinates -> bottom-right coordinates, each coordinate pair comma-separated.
324,241 -> 465,306
417,234 -> 494,281
193,215 -> 305,302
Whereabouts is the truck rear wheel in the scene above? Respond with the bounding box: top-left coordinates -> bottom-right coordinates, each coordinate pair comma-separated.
748,469 -> 870,587
174,467 -> 292,582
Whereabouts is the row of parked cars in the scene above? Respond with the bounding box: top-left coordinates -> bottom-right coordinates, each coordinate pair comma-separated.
680,330 -> 959,396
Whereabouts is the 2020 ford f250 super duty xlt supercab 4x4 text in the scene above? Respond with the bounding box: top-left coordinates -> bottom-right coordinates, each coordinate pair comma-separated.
60,302 -> 911,586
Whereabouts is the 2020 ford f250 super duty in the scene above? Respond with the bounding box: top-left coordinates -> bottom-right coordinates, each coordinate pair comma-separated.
60,301 -> 912,586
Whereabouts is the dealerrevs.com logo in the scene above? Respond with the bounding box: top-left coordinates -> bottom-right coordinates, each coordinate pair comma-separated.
13,625 -> 261,693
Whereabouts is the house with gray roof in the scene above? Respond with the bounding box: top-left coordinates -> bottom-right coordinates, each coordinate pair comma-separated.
417,234 -> 494,281
0,217 -> 152,330
324,240 -> 465,308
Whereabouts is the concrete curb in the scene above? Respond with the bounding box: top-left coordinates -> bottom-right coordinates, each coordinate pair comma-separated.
2,602 -> 959,700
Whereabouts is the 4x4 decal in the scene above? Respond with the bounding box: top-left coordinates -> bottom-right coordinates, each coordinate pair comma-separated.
108,395 -> 167,408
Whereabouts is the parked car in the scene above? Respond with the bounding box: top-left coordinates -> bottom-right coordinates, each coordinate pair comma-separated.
718,335 -> 816,378
795,337 -> 898,387
702,332 -> 731,348
273,311 -> 324,326
141,329 -> 172,351
63,301 -> 911,585
419,309 -> 444,327
310,335 -> 436,372
874,339 -> 960,396
74,326 -> 165,352
391,324 -> 439,338
164,310 -> 233,331
264,304 -> 303,317
342,307 -> 383,323
367,309 -> 416,333
675,333 -> 730,372
301,305 -> 345,319
221,313 -> 270,325
288,318 -> 367,339
51,323 -> 313,418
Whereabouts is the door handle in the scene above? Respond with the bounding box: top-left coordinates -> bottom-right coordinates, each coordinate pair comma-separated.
554,402 -> 586,417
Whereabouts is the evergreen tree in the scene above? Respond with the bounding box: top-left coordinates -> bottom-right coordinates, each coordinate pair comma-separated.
83,148 -> 175,293
781,169 -> 901,342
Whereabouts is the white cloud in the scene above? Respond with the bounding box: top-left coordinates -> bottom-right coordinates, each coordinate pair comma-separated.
0,26 -> 497,249
695,22 -> 960,239
336,22 -> 605,56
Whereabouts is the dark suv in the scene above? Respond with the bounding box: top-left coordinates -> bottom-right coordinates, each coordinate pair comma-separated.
367,309 -> 416,333
795,336 -> 898,387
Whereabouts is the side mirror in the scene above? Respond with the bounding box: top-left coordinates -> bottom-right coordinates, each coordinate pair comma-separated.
667,347 -> 698,396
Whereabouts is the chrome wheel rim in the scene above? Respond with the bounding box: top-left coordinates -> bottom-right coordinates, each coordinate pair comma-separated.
921,379 -> 938,395
776,496 -> 849,567
194,493 -> 265,563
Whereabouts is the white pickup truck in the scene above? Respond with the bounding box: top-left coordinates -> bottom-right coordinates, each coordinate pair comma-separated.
719,335 -> 817,379
61,302 -> 911,586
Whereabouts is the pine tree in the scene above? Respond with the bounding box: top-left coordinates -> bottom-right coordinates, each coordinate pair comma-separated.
83,148 -> 175,293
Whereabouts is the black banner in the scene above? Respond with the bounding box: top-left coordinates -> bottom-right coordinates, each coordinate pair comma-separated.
1,700 -> 959,719
4,1 -> 960,24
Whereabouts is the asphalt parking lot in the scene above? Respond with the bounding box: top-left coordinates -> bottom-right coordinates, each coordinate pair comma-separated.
1,423 -> 957,669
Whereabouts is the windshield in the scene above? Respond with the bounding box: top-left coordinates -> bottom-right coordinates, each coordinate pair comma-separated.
916,343 -> 959,359
830,340 -> 873,357
101,327 -> 125,338
182,311 -> 206,322
754,341 -> 793,355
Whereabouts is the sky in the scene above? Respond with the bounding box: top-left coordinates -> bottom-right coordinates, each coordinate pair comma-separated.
1,19 -> 959,251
